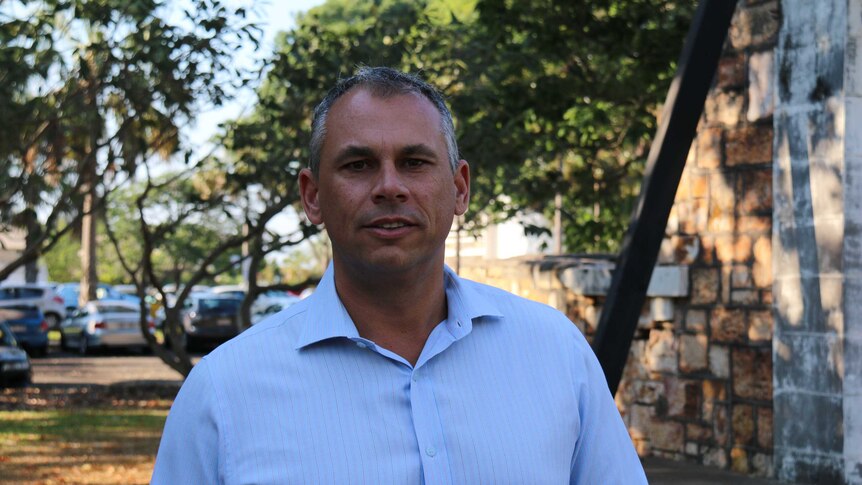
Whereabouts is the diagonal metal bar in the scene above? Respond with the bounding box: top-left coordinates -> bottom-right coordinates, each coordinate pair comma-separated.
592,0 -> 739,395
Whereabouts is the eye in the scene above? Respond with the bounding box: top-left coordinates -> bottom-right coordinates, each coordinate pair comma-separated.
344,160 -> 369,171
404,158 -> 427,169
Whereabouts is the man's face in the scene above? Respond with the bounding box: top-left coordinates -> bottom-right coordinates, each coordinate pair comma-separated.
299,88 -> 470,277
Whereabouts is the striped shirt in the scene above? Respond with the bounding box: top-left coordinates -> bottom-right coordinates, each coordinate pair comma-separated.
151,264 -> 646,484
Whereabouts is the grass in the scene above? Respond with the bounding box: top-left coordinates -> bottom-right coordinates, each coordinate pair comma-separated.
0,406 -> 168,484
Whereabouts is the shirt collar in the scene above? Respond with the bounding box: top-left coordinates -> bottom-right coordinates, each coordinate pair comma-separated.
295,263 -> 503,350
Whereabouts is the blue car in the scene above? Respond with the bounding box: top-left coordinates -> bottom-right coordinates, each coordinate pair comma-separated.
0,305 -> 49,356
0,321 -> 32,387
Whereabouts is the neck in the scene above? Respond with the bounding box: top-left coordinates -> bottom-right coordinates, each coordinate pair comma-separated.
332,262 -> 448,365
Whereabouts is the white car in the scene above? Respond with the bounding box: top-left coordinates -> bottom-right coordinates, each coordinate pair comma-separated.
0,284 -> 67,329
60,300 -> 154,354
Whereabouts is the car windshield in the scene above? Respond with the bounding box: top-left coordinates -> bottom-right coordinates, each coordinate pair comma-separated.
199,298 -> 241,313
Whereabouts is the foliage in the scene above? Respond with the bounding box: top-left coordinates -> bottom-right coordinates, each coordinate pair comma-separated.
454,0 -> 696,252
0,0 -> 259,282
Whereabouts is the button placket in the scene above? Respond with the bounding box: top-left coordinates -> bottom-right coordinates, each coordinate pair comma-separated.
409,365 -> 451,483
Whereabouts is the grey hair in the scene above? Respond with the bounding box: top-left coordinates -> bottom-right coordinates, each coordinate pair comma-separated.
308,66 -> 459,176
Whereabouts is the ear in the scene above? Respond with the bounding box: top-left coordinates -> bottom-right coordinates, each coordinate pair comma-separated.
453,160 -> 470,216
298,168 -> 323,225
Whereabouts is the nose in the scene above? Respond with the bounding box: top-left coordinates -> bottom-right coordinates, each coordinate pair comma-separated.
371,163 -> 408,203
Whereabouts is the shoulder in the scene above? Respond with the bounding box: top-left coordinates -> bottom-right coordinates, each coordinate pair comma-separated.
202,299 -> 309,369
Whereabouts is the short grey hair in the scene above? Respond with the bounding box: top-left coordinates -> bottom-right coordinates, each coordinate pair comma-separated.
308,66 -> 459,176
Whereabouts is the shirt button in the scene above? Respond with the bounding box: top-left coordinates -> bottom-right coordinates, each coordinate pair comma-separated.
426,446 -> 437,457
412,373 -> 418,382
355,341 -> 367,349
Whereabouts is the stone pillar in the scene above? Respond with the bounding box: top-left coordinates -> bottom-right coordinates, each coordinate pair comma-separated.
773,1 -> 861,483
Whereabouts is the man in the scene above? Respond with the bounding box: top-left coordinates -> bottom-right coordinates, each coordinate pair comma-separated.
152,67 -> 647,484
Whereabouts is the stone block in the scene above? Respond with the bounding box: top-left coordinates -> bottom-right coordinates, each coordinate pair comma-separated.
751,453 -> 773,478
702,447 -> 728,469
729,3 -> 780,50
699,236 -> 716,264
732,347 -> 772,400
691,173 -> 709,199
738,215 -> 771,233
647,266 -> 690,297
752,236 -> 772,287
731,265 -> 753,288
646,329 -> 677,373
686,423 -> 713,442
737,168 -> 773,215
697,128 -> 723,168
691,268 -> 719,304
628,404 -> 654,440
658,236 -> 700,265
721,266 -> 733,304
757,406 -> 773,450
726,125 -> 773,166
748,310 -> 773,342
731,447 -> 750,474
684,441 -> 699,456
711,308 -> 747,343
680,334 -> 708,373
686,309 -> 707,333
731,289 -> 760,305
710,173 -> 737,213
651,298 -> 674,322
704,91 -> 744,127
748,50 -> 775,121
715,235 -> 752,263
717,53 -> 746,89
632,380 -> 663,405
651,420 -> 685,452
732,404 -> 755,445
709,345 -> 730,378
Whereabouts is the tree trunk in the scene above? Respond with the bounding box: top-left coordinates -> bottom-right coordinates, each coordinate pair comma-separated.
23,208 -> 41,283
79,168 -> 98,306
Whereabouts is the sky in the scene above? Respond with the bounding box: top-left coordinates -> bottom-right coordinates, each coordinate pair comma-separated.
185,0 -> 325,157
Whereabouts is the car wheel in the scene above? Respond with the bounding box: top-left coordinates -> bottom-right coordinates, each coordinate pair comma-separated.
78,335 -> 89,355
44,313 -> 61,330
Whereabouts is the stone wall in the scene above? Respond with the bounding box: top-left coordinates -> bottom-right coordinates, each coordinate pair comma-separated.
621,0 -> 779,476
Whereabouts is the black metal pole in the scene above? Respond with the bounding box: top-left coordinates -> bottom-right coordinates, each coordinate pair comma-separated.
592,0 -> 739,395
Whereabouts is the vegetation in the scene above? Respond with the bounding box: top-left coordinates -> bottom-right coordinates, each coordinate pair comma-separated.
3,0 -> 697,375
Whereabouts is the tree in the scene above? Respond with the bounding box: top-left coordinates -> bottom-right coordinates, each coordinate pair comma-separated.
455,0 -> 696,252
0,0 -> 258,290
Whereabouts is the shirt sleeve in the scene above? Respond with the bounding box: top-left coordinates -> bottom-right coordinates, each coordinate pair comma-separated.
151,358 -> 224,484
569,335 -> 648,484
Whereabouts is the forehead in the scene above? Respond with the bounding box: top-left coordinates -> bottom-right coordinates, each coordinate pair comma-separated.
322,88 -> 445,151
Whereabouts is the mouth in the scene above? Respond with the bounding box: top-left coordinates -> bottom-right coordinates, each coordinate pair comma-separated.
363,217 -> 418,237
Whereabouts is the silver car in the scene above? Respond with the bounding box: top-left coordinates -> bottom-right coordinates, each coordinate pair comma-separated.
60,300 -> 154,354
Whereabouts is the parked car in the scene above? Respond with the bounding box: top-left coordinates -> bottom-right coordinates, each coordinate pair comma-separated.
250,292 -> 300,324
0,305 -> 49,356
170,295 -> 242,350
0,321 -> 32,387
54,283 -> 138,314
0,283 -> 66,329
60,300 -> 155,354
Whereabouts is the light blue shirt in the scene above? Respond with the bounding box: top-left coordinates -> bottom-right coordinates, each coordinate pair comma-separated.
152,265 -> 646,484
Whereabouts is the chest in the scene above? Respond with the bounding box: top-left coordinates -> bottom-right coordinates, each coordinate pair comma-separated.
221,346 -> 579,485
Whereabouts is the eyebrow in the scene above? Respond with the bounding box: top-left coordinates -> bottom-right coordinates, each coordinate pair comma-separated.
400,144 -> 440,160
